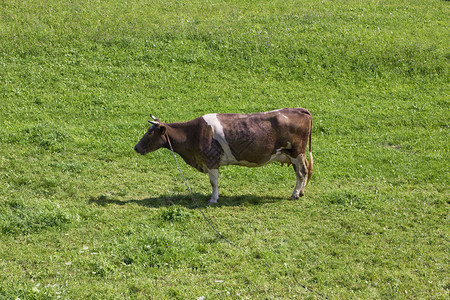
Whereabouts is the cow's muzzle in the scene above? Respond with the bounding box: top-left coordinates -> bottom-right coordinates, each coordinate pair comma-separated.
134,145 -> 146,155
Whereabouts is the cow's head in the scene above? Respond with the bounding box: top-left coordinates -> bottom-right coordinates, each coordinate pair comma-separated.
134,115 -> 167,155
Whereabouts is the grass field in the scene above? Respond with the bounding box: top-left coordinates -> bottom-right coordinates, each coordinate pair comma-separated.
0,0 -> 448,298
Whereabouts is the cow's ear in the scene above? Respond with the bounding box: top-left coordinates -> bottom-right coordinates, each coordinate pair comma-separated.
160,126 -> 166,135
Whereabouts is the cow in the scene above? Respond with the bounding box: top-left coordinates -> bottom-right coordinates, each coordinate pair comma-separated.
134,108 -> 313,203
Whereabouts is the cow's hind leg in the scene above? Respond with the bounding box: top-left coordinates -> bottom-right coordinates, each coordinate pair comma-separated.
290,154 -> 308,200
208,169 -> 219,204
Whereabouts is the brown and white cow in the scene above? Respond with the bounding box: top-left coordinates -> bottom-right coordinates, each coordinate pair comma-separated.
134,108 -> 313,203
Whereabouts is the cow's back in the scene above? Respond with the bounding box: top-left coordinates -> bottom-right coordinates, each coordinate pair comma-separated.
207,108 -> 311,166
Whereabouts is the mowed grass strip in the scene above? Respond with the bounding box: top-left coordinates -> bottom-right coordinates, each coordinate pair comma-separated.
0,0 -> 448,299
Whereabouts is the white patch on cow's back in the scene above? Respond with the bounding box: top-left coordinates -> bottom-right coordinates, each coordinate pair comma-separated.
203,114 -> 237,164
264,109 -> 282,114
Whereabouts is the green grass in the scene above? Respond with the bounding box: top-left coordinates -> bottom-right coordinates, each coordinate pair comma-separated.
0,0 -> 448,298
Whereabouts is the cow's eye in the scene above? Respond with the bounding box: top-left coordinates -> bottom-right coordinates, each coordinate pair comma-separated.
147,131 -> 154,137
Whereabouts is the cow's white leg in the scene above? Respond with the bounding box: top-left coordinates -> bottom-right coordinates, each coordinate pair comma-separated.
290,154 -> 308,200
208,169 -> 219,204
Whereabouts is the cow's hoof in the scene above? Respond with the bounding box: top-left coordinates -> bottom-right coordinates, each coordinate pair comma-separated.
209,200 -> 218,205
290,193 -> 304,200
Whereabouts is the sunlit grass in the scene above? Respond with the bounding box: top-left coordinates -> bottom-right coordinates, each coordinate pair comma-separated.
0,0 -> 448,298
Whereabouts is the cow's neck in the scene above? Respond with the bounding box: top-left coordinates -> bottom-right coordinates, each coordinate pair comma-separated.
163,123 -> 192,155
163,122 -> 206,172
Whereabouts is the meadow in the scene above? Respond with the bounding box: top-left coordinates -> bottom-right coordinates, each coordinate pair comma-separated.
0,0 -> 448,298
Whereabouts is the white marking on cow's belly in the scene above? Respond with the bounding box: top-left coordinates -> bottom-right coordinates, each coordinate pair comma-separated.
226,143 -> 292,167
268,143 -> 292,164
203,114 -> 238,164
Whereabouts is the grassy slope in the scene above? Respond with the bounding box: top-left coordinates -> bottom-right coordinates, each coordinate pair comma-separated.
0,0 -> 448,299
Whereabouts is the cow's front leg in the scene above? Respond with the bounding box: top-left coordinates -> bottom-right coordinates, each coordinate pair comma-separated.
207,169 -> 219,204
290,154 -> 308,200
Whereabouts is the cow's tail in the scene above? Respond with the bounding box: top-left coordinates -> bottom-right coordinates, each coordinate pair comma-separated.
306,117 -> 313,186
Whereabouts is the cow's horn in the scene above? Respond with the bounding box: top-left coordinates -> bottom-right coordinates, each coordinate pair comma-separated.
150,114 -> 158,121
148,120 -> 159,125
